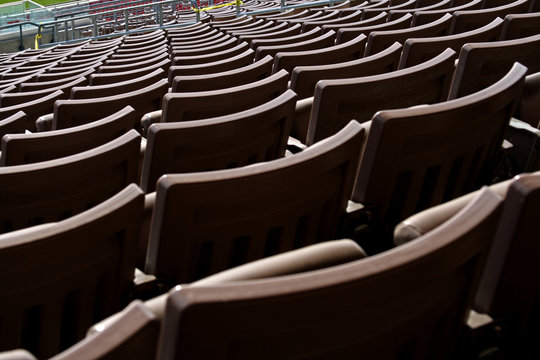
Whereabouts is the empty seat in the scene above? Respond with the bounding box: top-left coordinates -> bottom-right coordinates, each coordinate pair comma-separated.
140,89 -> 297,192
37,79 -> 168,132
170,55 -> 273,92
290,41 -> 402,100
336,13 -> 413,43
272,34 -> 366,74
450,33 -> 540,98
0,184 -> 144,358
449,0 -> 529,34
364,13 -> 452,56
144,120 -> 365,284
399,17 -> 503,67
0,130 -> 140,234
306,48 -> 455,144
412,0 -> 482,25
70,69 -> 165,99
158,186 -> 502,359
500,12 -> 540,40
144,70 -> 289,133
352,62 -> 526,250
394,171 -> 540,355
167,48 -> 255,80
255,30 -> 337,60
1,106 -> 137,166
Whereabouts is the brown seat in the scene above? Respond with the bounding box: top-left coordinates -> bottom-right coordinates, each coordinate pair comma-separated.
272,34 -> 366,74
301,10 -> 364,32
0,90 -> 63,133
386,0 -> 452,20
0,130 -> 140,234
399,16 -> 503,67
97,52 -> 169,73
144,120 -> 365,284
364,13 -> 452,56
412,0 -> 482,25
449,33 -> 540,98
249,26 -> 324,50
449,0 -> 529,34
226,20 -> 279,36
290,41 -> 402,100
500,12 -> 540,40
353,62 -> 527,251
321,11 -> 389,33
38,79 -> 167,132
145,69 -> 289,133
18,69 -> 94,91
70,69 -> 165,99
158,187 -> 502,359
0,111 -> 27,139
255,30 -> 337,61
230,21 -> 288,37
169,36 -> 238,57
336,12 -> 412,43
1,106 -> 138,166
57,238 -> 365,359
361,0 -> 418,18
237,23 -> 303,45
171,55 -> 273,92
169,32 -> 230,49
88,58 -> 170,86
306,48 -> 455,144
171,42 -> 249,65
0,184 -> 144,358
140,89 -> 296,193
167,48 -> 255,80
394,171 -> 540,355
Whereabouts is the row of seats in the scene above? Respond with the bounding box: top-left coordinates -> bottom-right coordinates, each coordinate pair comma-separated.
0,0 -> 538,358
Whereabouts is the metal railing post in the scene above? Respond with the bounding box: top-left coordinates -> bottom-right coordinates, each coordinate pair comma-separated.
18,24 -> 24,50
71,18 -> 75,40
158,3 -> 163,27
64,20 -> 68,42
124,9 -> 129,32
92,14 -> 97,36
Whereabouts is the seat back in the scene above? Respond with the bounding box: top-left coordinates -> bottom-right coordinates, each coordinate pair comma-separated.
171,55 -> 273,93
161,70 -> 289,124
353,63 -> 526,235
0,130 -> 140,233
449,34 -> 540,98
53,79 -> 168,130
0,90 -> 63,132
0,184 -> 144,358
158,188 -> 502,360
399,17 -> 503,67
145,121 -> 365,284
308,48 -> 455,144
141,90 -> 297,193
1,106 -> 137,166
364,13 -> 452,56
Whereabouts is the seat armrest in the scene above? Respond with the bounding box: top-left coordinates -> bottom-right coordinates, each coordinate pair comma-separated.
293,96 -> 313,143
141,110 -> 162,137
192,239 -> 366,286
137,192 -> 155,268
393,178 -> 514,246
35,113 -> 53,132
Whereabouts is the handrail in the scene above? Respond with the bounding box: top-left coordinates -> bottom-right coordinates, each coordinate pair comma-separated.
0,0 -> 348,50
